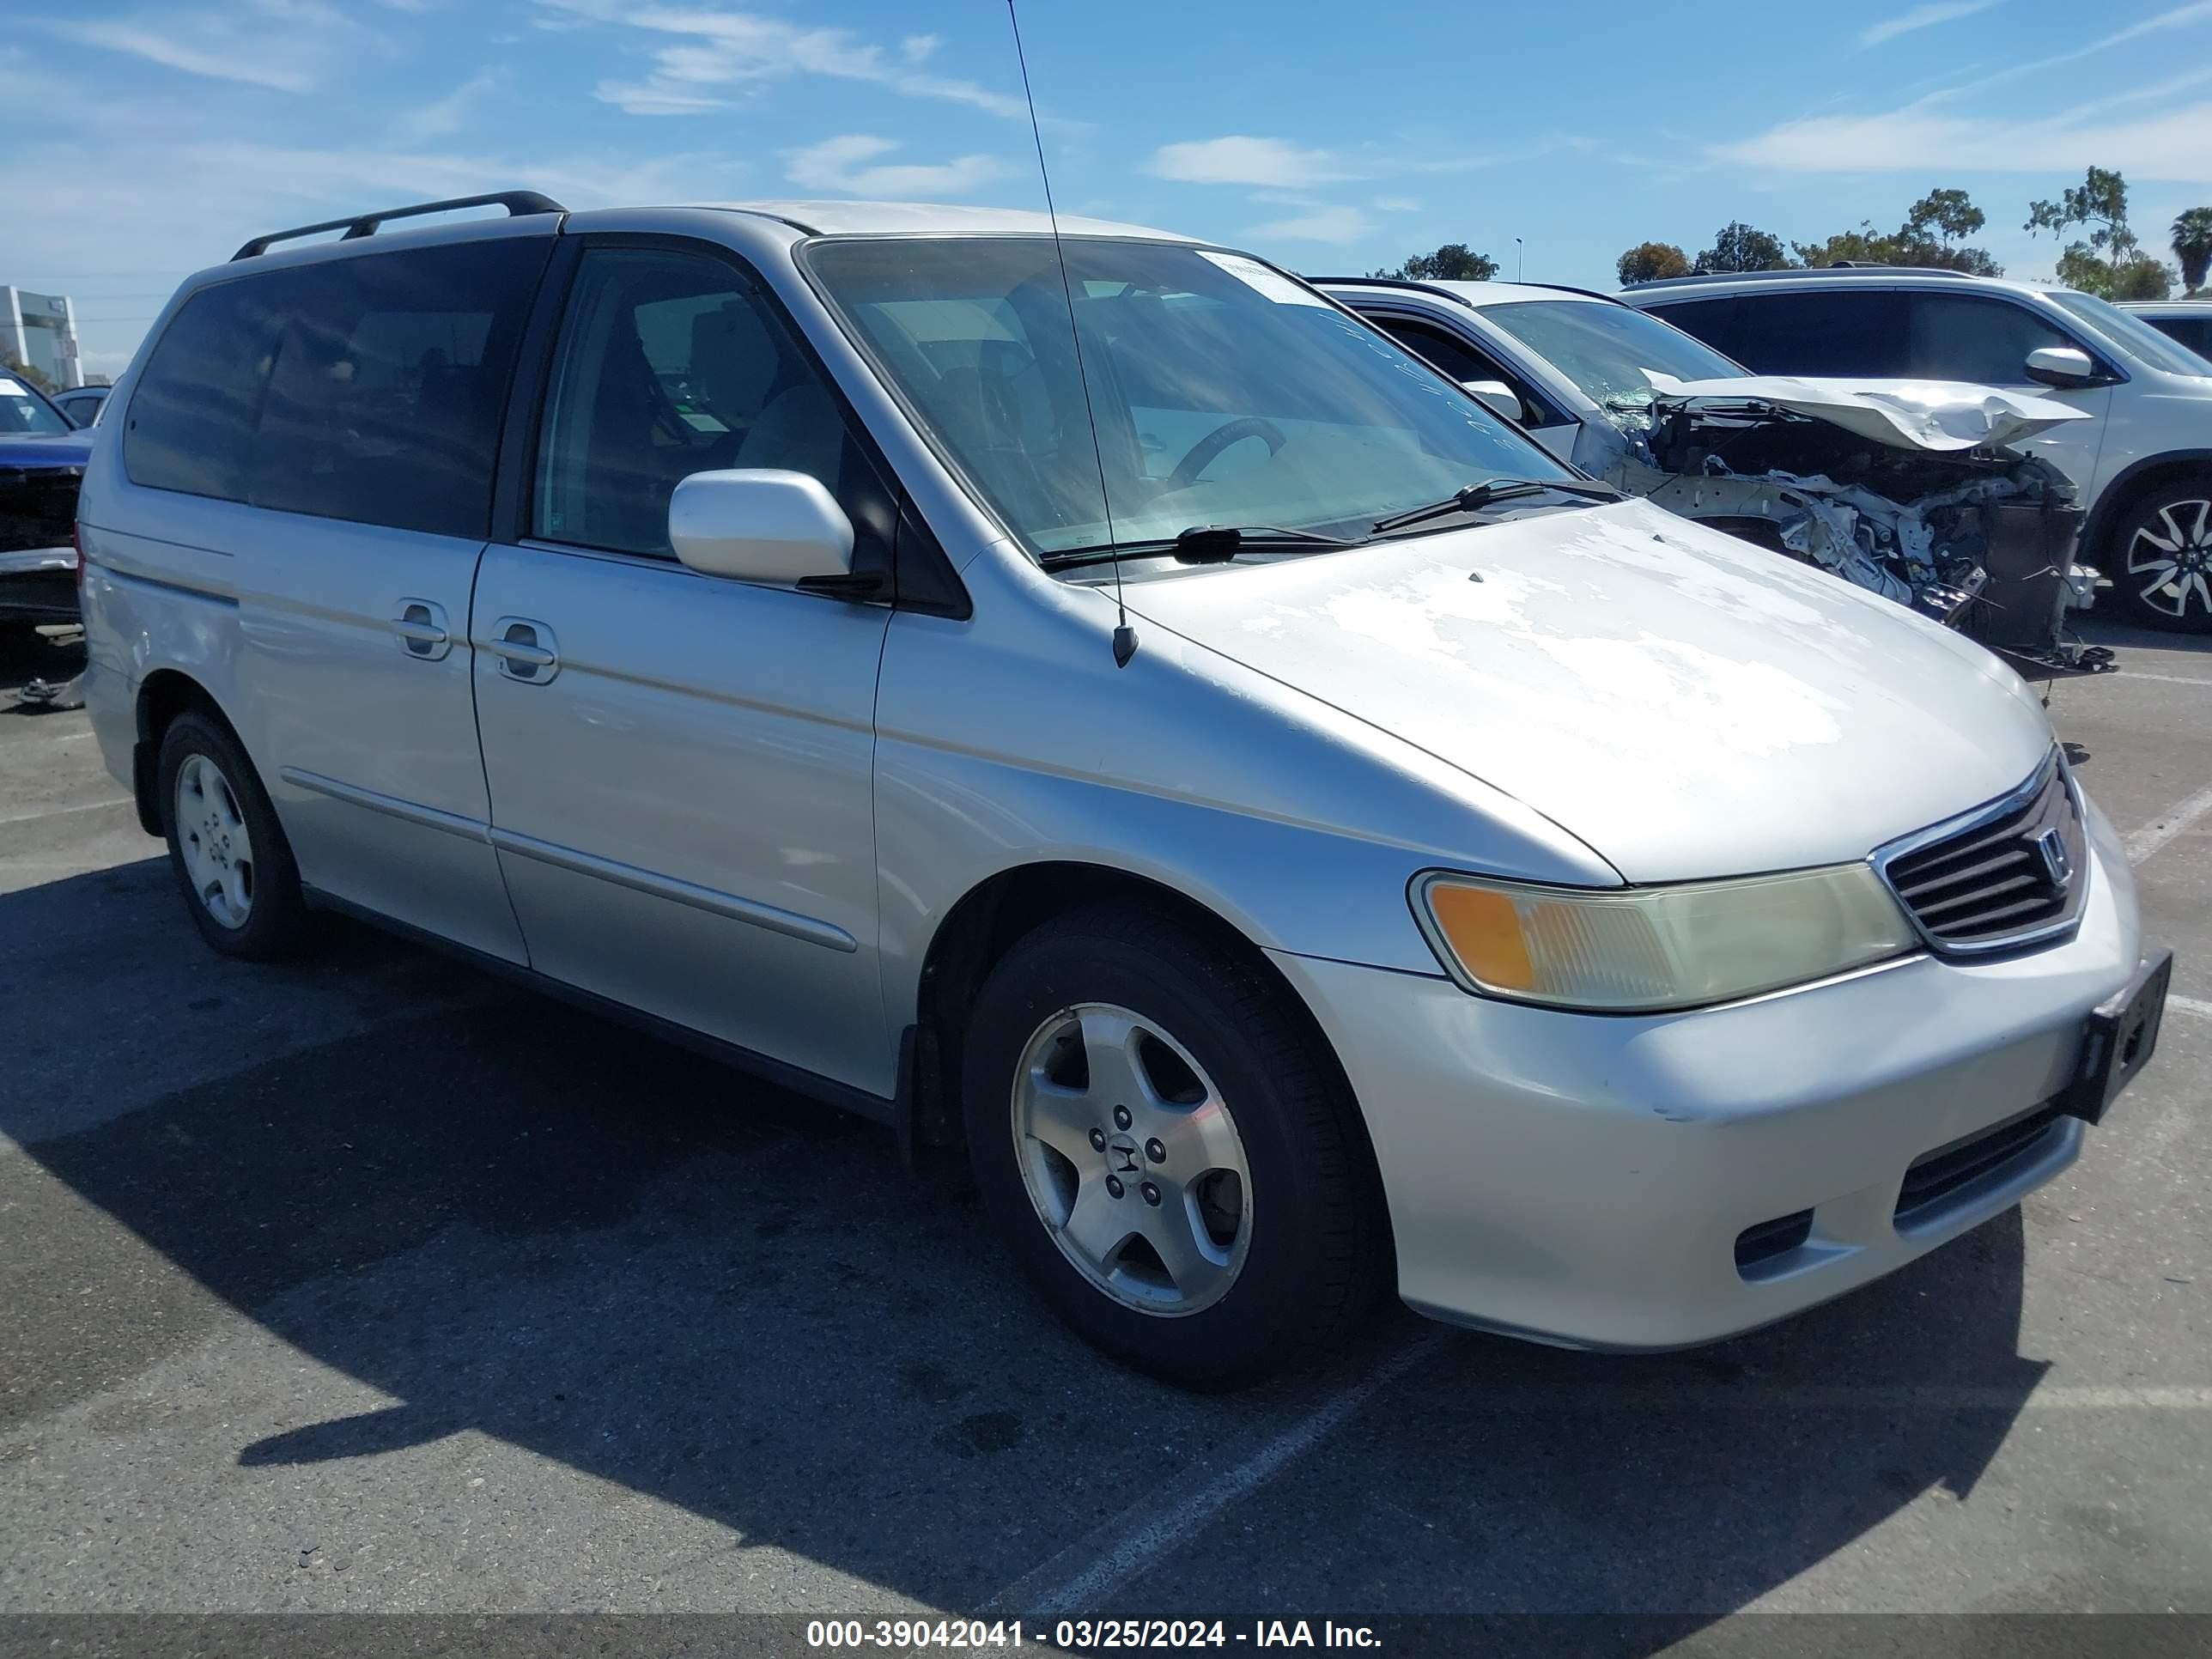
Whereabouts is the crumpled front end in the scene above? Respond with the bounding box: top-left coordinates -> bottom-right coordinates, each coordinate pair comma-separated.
1607,380 -> 2104,670
0,459 -> 84,626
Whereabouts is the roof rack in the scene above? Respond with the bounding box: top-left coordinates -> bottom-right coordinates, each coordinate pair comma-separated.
1626,264 -> 1981,291
232,191 -> 566,261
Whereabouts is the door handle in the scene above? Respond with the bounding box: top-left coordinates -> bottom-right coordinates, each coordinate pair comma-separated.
486,617 -> 561,684
392,599 -> 452,660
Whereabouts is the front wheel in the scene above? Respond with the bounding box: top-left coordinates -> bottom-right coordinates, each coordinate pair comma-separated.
962,905 -> 1388,1390
2112,483 -> 2212,632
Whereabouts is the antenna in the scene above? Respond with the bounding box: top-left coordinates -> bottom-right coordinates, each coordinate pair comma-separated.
1006,0 -> 1136,668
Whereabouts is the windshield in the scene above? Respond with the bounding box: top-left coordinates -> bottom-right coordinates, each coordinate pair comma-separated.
0,373 -> 73,436
1475,299 -> 1746,410
2044,289 -> 2212,379
804,237 -> 1573,556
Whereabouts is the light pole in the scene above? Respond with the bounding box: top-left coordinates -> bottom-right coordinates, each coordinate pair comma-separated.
1515,237 -> 1524,282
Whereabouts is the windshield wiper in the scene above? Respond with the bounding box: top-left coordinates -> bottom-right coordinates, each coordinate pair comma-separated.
1041,523 -> 1361,572
1370,477 -> 1623,537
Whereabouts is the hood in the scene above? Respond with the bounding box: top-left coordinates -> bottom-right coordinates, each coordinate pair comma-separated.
1641,371 -> 2089,454
1121,499 -> 2053,883
0,431 -> 94,471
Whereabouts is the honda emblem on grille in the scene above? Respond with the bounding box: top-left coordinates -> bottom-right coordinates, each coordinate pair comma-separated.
2033,826 -> 2072,887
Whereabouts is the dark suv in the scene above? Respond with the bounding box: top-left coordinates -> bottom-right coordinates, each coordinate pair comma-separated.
0,367 -> 91,648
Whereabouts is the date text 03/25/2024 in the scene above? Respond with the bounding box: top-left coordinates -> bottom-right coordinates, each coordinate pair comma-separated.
805,1620 -> 1383,1650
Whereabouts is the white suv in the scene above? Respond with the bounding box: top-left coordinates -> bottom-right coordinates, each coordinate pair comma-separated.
1627,269 -> 2212,632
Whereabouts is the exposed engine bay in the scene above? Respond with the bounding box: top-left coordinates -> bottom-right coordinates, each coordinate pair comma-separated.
1612,374 -> 2108,672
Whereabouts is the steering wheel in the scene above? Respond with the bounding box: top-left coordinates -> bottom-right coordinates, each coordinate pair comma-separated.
1166,416 -> 1287,492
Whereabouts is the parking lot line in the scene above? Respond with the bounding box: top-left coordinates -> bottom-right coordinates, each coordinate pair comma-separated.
2119,670 -> 2212,690
988,1331 -> 1451,1617
2166,993 -> 2212,1021
0,796 -> 131,829
2125,781 -> 2212,866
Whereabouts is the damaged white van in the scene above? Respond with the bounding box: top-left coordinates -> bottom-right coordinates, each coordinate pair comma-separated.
81,196 -> 2168,1389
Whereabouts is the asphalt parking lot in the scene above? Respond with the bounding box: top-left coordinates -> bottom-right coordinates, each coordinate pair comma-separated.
1,618 -> 2208,1638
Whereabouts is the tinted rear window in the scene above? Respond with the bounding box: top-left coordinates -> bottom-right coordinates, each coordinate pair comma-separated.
1649,290 -> 1908,378
125,238 -> 548,538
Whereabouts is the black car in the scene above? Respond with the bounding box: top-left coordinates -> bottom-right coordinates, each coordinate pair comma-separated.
0,368 -> 92,648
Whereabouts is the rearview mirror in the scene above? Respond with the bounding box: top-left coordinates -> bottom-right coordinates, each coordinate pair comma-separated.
669,470 -> 855,586
1461,379 -> 1526,423
2024,345 -> 2100,390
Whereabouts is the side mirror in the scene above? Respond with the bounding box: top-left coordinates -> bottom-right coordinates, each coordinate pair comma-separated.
669,469 -> 855,587
1461,379 -> 1526,423
2024,345 -> 2100,389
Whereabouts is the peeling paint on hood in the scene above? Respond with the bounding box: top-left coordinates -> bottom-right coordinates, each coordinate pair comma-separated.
1640,372 -> 2090,454
1121,498 -> 2054,883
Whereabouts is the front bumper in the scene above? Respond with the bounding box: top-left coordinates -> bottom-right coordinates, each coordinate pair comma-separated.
1273,799 -> 2147,1351
0,544 -> 78,623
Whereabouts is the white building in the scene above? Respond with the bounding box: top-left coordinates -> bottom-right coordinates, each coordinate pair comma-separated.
1,287 -> 84,390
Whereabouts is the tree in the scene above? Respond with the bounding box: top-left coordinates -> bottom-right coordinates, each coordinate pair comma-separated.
1370,243 -> 1498,282
1694,222 -> 1793,273
2174,207 -> 2212,295
2026,167 -> 2180,298
1,354 -> 56,394
1616,241 -> 1691,285
1905,187 -> 1985,248
1793,187 -> 2002,274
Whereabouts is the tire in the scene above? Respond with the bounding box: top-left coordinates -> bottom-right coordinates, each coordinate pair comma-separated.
2109,481 -> 2212,633
962,903 -> 1388,1390
156,710 -> 312,960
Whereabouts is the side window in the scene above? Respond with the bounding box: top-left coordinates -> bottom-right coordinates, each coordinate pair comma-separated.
1730,291 -> 1908,377
250,240 -> 544,537
2150,315 -> 2212,363
125,238 -> 545,535
533,247 -> 888,563
124,283 -> 283,501
1375,318 -> 1504,386
1905,295 -> 2069,384
1643,298 -> 1745,360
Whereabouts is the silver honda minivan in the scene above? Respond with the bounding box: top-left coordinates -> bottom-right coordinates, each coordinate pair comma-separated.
78,193 -> 2168,1389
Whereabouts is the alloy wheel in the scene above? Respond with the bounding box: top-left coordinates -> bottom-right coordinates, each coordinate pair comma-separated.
2124,498 -> 2212,623
174,752 -> 255,929
1010,1002 -> 1254,1316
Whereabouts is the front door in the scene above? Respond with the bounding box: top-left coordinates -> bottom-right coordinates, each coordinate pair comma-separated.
1899,289 -> 2112,503
471,240 -> 897,1096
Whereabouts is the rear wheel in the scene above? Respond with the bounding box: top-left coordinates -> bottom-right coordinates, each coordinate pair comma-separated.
2112,482 -> 2212,632
157,711 -> 311,959
962,904 -> 1387,1390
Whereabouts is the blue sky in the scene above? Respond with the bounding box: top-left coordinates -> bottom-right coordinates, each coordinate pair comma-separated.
7,0 -> 2212,378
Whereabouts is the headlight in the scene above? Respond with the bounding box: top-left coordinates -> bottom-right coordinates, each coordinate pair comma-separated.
1412,864 -> 1917,1013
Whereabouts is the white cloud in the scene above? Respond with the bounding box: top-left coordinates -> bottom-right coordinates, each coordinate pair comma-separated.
1916,2 -> 2212,104
44,15 -> 310,92
1859,0 -> 2003,49
783,134 -> 1012,198
1715,94 -> 2212,181
1243,204 -> 1376,245
37,0 -> 374,94
1149,136 -> 1352,187
391,68 -> 500,143
1372,195 -> 1420,212
537,0 -> 1027,118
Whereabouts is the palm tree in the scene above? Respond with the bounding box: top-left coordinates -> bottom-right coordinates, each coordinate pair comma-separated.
2174,208 -> 2212,295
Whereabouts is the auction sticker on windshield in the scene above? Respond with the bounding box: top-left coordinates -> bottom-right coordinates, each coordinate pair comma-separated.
1198,250 -> 1330,307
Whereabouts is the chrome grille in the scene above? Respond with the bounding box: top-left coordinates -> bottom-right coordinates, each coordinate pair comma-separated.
1876,752 -> 2087,954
